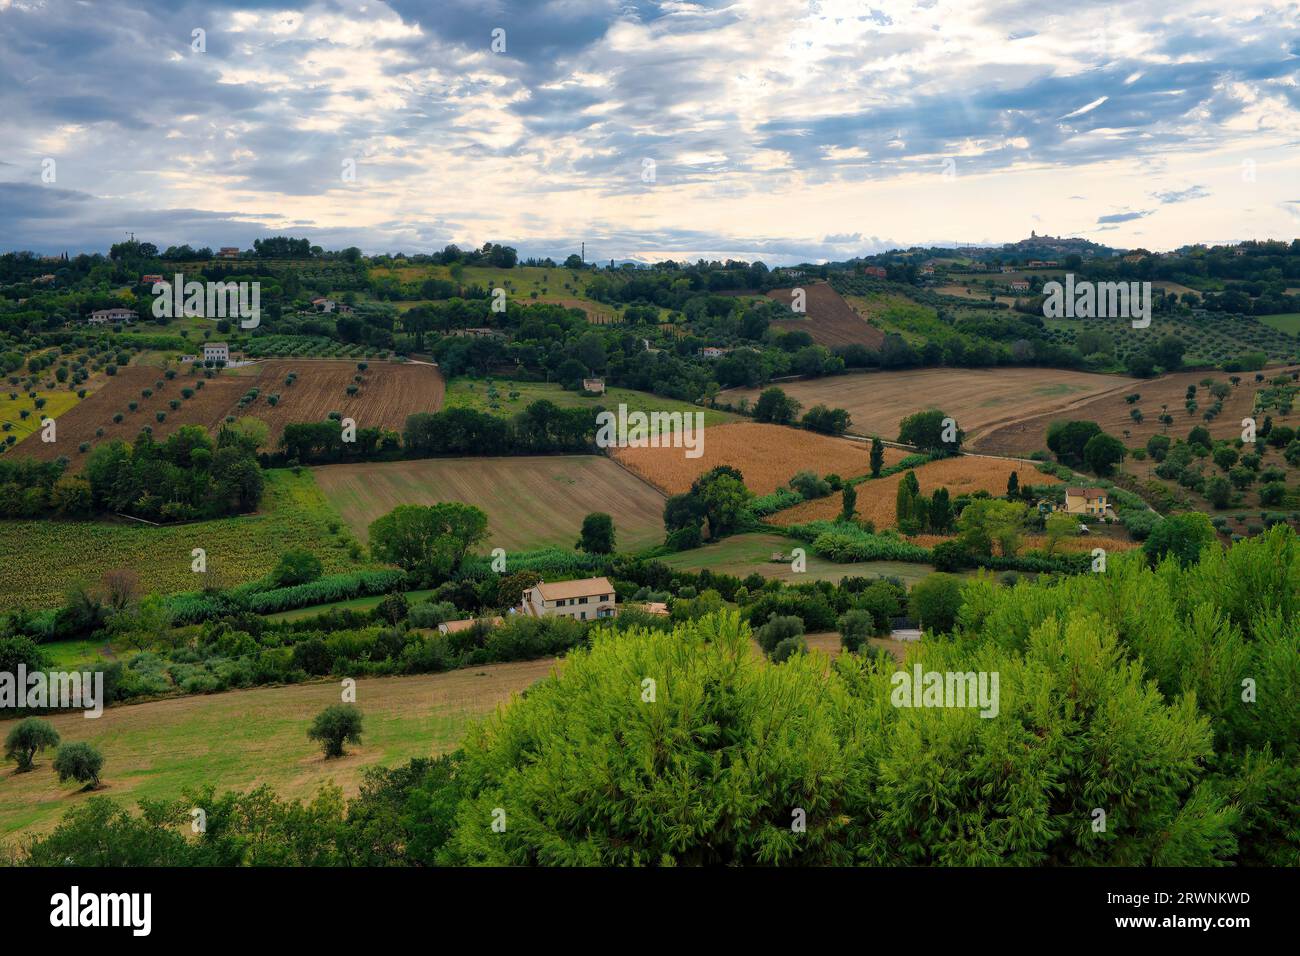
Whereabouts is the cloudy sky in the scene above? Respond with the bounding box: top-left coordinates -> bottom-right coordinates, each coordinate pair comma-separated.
2,0 -> 1299,263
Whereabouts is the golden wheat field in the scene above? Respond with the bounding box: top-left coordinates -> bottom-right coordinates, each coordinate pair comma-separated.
769,455 -> 1062,528
608,422 -> 910,496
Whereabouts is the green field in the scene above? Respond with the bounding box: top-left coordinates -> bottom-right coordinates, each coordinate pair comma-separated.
0,661 -> 555,839
443,378 -> 738,428
0,389 -> 81,445
0,469 -> 375,611
263,588 -> 440,622
1259,313 -> 1300,335
659,532 -> 957,584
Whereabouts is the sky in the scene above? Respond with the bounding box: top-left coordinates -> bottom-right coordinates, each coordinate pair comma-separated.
1,0 -> 1299,264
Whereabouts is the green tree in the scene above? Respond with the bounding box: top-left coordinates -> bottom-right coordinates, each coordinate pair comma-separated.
897,409 -> 962,451
929,487 -> 952,532
368,503 -> 489,579
753,387 -> 800,425
1046,420 -> 1102,466
1082,432 -> 1126,476
837,609 -> 873,653
910,573 -> 964,633
1142,513 -> 1217,568
895,470 -> 920,530
840,483 -> 857,521
53,742 -> 104,790
308,704 -> 364,758
956,499 -> 1026,557
576,512 -> 616,554
271,548 -> 324,587
1007,471 -> 1019,497
4,718 -> 60,772
1043,511 -> 1077,556
869,437 -> 884,477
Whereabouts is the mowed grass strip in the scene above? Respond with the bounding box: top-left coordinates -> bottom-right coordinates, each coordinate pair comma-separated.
443,378 -> 737,428
658,531 -> 956,585
0,661 -> 556,840
313,455 -> 667,553
0,469 -> 371,611
609,422 -> 910,496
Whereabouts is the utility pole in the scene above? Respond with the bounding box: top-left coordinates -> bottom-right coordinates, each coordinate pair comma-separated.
581,241 -> 585,264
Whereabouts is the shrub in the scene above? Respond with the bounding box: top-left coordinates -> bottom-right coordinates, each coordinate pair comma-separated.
53,742 -> 104,789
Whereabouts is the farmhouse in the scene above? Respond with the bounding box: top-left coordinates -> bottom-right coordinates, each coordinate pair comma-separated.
141,274 -> 165,286
218,247 -> 241,259
583,377 -> 606,394
311,297 -> 336,312
699,346 -> 731,359
1009,280 -> 1030,292
521,577 -> 617,621
203,342 -> 230,364
88,308 -> 136,325
1064,487 -> 1108,516
864,266 -> 887,278
33,274 -> 57,285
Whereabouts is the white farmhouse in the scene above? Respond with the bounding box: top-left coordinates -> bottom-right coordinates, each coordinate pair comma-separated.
520,577 -> 617,621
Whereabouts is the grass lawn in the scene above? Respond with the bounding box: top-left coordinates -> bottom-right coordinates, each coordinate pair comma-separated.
443,377 -> 738,428
0,469 -> 374,611
263,588 -> 441,622
1259,313 -> 1300,335
659,532 -> 954,585
0,389 -> 81,444
0,661 -> 557,840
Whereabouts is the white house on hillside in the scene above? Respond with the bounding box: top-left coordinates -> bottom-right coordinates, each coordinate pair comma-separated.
203,342 -> 230,364
88,308 -> 136,325
521,577 -> 617,621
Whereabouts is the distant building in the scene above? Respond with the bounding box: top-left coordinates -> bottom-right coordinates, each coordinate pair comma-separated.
1000,265 -> 1015,273
1010,280 -> 1030,292
218,247 -> 241,259
311,297 -> 336,313
699,346 -> 731,359
1064,487 -> 1108,516
1122,253 -> 1146,264
141,274 -> 165,286
33,274 -> 56,285
864,266 -> 888,278
88,308 -> 136,325
203,342 -> 230,364
521,577 -> 617,621
583,377 -> 606,394
449,327 -> 505,339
